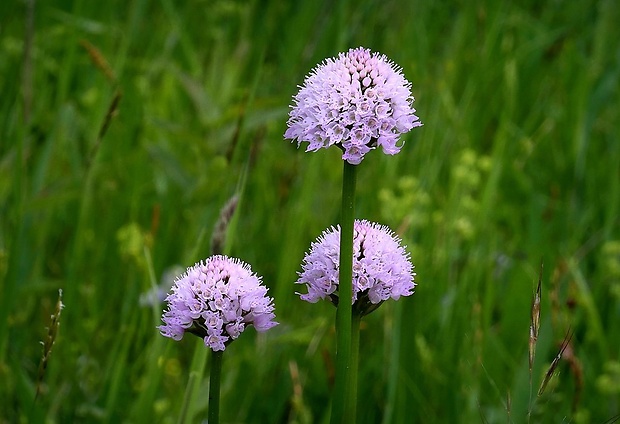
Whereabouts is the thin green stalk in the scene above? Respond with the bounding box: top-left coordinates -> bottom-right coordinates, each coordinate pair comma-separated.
208,350 -> 224,424
348,312 -> 362,422
177,340 -> 208,424
177,373 -> 197,424
331,161 -> 357,424
382,301 -> 404,424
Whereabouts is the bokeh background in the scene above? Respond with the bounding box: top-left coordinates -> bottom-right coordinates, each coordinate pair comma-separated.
1,0 -> 619,422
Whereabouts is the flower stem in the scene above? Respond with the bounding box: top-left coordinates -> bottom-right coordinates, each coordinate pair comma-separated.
208,350 -> 224,424
331,161 -> 357,424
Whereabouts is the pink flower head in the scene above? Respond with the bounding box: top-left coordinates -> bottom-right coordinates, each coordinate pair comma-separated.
285,47 -> 422,164
296,220 -> 416,316
159,255 -> 278,351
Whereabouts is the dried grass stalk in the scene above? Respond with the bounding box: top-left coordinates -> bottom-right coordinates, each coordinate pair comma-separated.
35,289 -> 64,402
80,39 -> 117,83
529,262 -> 543,382
210,194 -> 239,255
537,328 -> 573,397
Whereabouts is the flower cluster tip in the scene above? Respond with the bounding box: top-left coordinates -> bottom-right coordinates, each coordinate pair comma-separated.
285,47 -> 422,164
159,255 -> 277,351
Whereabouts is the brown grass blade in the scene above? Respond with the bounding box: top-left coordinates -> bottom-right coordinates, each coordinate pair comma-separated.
96,90 -> 123,143
537,328 -> 573,396
87,89 -> 123,167
210,194 -> 239,255
529,262 -> 543,381
80,39 -> 117,83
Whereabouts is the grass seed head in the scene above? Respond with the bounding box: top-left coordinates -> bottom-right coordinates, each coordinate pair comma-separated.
529,262 -> 543,378
538,328 -> 573,397
210,194 -> 239,256
35,289 -> 64,402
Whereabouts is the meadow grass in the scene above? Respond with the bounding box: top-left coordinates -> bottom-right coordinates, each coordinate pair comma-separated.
1,0 -> 619,422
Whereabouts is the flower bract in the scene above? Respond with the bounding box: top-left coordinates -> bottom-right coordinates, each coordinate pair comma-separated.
296,220 -> 415,315
159,255 -> 278,351
285,47 -> 422,164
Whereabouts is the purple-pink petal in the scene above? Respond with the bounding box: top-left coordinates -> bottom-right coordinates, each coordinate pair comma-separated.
296,220 -> 416,313
158,255 -> 278,351
285,47 -> 422,164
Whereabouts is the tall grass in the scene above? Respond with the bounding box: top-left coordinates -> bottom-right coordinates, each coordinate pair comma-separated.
1,0 -> 619,422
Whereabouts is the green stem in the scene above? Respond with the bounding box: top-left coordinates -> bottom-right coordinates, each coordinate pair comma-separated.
208,350 -> 224,424
383,302 -> 402,424
177,339 -> 208,424
331,161 -> 357,424
348,312 -> 362,422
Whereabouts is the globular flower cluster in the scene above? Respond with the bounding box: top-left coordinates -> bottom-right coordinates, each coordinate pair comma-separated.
285,47 -> 422,165
159,255 -> 278,351
296,220 -> 415,315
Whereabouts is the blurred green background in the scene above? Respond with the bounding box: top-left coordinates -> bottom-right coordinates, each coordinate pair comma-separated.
1,0 -> 619,422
